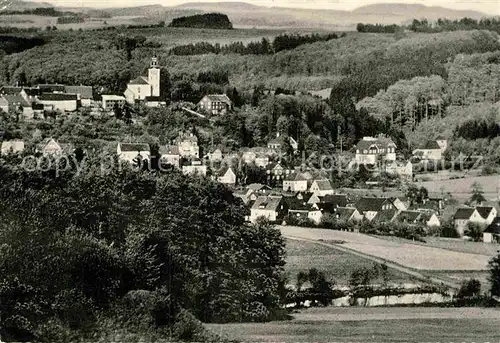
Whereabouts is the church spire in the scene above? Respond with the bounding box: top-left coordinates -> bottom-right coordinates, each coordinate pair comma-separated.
150,56 -> 159,69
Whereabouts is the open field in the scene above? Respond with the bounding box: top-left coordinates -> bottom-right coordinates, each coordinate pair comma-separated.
417,175 -> 500,202
207,307 -> 500,342
285,239 -> 420,285
281,226 -> 491,271
378,235 -> 500,256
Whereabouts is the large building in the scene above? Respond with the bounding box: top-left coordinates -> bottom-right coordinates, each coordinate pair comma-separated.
124,57 -> 161,104
355,136 -> 396,165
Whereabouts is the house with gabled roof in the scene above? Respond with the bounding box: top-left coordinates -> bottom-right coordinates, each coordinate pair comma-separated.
483,217 -> 500,243
419,211 -> 441,228
476,206 -> 497,226
309,179 -> 334,196
197,94 -> 232,115
267,133 -> 299,153
453,207 -> 483,237
284,196 -> 322,224
1,139 -> 25,155
159,145 -> 180,168
355,196 -> 397,222
314,194 -> 350,213
38,93 -> 78,112
175,132 -> 199,158
117,142 -> 150,164
0,94 -> 31,116
0,86 -> 22,95
395,210 -> 422,224
36,138 -> 74,156
64,85 -> 94,107
250,195 -> 284,223
355,135 -> 396,165
413,140 -> 445,160
332,207 -> 363,222
217,166 -> 237,186
283,172 -> 309,192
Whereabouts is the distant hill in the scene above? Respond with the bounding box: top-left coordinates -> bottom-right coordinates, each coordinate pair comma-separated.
0,0 -> 52,11
170,2 -> 490,29
353,3 -> 486,20
169,12 -> 232,29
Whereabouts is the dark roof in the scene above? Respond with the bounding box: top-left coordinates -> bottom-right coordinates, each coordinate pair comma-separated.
145,96 -> 164,102
484,217 -> 500,234
0,86 -> 22,95
23,87 -> 41,97
476,206 -> 494,219
284,172 -> 309,182
284,197 -> 314,211
246,183 -> 270,192
32,103 -> 44,110
128,76 -> 149,85
334,207 -> 357,220
356,136 -> 396,151
373,209 -> 398,222
119,143 -> 150,152
252,196 -> 282,211
423,140 -> 441,150
38,84 -> 66,92
454,208 -> 476,220
2,94 -> 29,106
355,197 -> 390,213
396,210 -> 421,223
319,194 -> 348,208
294,192 -> 313,203
39,93 -> 77,101
202,94 -> 232,105
64,86 -> 93,99
216,166 -> 235,177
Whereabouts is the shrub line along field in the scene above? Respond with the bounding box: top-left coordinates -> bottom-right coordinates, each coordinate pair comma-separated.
281,226 -> 492,272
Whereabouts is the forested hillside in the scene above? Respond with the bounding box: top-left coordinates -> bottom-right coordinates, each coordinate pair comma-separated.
357,49 -> 500,163
0,156 -> 286,341
1,29 -> 498,97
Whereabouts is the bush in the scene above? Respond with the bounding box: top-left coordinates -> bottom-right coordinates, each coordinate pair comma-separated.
457,279 -> 481,299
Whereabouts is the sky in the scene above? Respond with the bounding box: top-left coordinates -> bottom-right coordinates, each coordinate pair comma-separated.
27,0 -> 500,14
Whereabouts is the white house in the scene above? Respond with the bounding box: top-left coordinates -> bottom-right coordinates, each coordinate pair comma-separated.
124,57 -> 161,104
117,142 -> 150,164
476,206 -> 497,226
309,179 -> 334,196
453,207 -> 484,237
413,140 -> 444,161
197,94 -> 232,115
36,138 -> 74,156
355,136 -> 396,165
38,93 -> 78,112
1,139 -> 25,155
217,166 -> 237,186
250,195 -> 283,223
386,160 -> 413,180
102,95 -> 126,110
182,159 -> 207,176
355,197 -> 397,222
176,132 -> 199,158
283,173 -> 309,192
159,145 -> 180,168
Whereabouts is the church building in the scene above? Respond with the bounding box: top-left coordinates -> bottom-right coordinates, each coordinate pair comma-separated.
124,57 -> 163,106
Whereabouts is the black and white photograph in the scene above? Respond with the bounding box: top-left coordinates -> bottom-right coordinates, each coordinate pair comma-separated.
0,0 -> 499,341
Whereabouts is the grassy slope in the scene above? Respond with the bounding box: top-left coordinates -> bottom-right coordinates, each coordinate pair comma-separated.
285,238 -> 421,286
208,307 -> 500,342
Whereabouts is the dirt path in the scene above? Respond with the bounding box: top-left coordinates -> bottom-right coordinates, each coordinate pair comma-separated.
284,235 -> 462,289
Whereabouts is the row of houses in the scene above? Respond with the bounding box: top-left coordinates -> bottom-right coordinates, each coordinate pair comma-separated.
0,84 -> 93,118
248,190 -> 441,227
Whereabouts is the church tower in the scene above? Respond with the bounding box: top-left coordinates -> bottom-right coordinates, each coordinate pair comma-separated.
148,56 -> 160,97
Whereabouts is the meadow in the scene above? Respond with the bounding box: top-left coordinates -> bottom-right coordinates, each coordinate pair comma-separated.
281,226 -> 491,271
285,238 -> 418,286
207,307 -> 500,342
